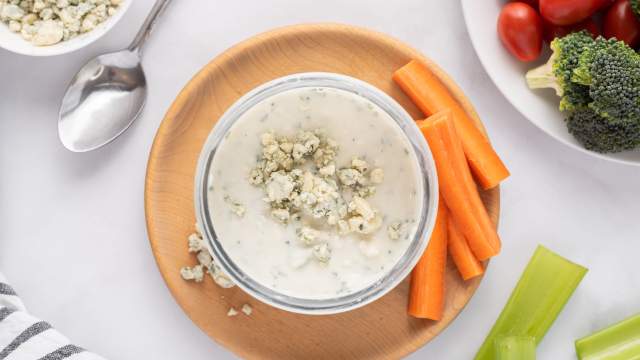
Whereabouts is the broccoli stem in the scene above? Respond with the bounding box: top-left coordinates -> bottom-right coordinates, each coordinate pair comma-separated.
525,53 -> 562,96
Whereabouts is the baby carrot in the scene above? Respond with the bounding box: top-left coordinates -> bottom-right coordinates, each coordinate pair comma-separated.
393,59 -> 510,189
408,198 -> 448,320
418,111 -> 501,260
448,216 -> 484,280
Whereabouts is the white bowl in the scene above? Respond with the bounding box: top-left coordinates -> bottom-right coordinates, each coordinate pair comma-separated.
0,0 -> 131,56
461,0 -> 640,166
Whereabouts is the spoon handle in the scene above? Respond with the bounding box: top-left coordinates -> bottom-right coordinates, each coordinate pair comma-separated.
128,0 -> 172,55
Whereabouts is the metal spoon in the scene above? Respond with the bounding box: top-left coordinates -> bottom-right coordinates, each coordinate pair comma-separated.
58,0 -> 172,152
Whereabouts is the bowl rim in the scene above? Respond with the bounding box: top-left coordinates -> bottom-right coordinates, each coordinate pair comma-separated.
193,72 -> 439,315
0,0 -> 131,57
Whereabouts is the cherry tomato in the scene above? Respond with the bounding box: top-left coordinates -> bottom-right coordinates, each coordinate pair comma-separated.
515,0 -> 539,9
498,2 -> 544,61
540,0 -> 612,25
599,0 -> 617,10
543,17 -> 601,42
604,0 -> 640,47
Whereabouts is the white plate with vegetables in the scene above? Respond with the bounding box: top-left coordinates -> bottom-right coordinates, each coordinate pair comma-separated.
461,0 -> 640,165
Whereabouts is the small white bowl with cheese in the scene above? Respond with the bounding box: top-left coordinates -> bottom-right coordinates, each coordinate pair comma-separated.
0,0 -> 130,56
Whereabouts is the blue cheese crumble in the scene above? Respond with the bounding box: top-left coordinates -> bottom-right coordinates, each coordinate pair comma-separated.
223,195 -> 245,217
241,304 -> 253,316
248,129 -> 386,264
0,0 -> 122,46
180,225 -> 235,288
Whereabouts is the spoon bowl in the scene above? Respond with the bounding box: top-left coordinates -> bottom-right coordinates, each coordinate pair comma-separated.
58,0 -> 171,152
59,50 -> 146,152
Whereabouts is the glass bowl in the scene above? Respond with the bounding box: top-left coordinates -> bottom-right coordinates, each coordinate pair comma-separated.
194,72 -> 439,315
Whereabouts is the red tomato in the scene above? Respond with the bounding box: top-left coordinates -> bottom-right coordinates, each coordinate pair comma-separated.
599,0 -> 617,10
539,0 -> 611,25
515,0 -> 539,9
543,17 -> 601,42
498,2 -> 544,61
604,0 -> 640,47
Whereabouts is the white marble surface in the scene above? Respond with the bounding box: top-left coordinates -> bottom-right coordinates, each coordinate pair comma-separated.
1,0 -> 639,359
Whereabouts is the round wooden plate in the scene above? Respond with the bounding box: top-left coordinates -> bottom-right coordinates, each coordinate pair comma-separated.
145,23 -> 500,359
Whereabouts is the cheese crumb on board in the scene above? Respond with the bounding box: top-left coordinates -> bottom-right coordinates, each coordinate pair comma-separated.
180,225 -> 235,288
180,265 -> 204,282
241,304 -> 253,316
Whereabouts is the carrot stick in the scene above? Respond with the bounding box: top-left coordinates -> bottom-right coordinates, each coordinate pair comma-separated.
408,197 -> 448,320
393,60 -> 510,189
418,111 -> 501,260
448,216 -> 484,280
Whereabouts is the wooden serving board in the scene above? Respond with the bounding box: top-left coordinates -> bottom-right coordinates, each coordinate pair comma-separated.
145,24 -> 500,359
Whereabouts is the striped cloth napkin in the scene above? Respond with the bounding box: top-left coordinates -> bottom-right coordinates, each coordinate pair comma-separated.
0,273 -> 106,360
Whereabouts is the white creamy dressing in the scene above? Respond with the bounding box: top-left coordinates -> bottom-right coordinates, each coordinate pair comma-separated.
208,87 -> 423,299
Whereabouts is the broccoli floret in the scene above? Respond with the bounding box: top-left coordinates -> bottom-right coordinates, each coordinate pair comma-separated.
572,38 -> 640,123
566,108 -> 640,153
527,33 -> 640,152
571,37 -> 618,84
526,31 -> 595,111
631,0 -> 639,19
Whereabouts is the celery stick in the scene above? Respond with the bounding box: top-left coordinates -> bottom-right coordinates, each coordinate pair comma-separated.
475,245 -> 588,360
496,336 -> 536,360
575,314 -> 640,360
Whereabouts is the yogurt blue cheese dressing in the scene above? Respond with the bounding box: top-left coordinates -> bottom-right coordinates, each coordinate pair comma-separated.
207,86 -> 424,299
